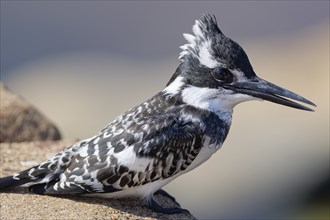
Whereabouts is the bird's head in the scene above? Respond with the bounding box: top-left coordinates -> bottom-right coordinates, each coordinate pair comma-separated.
164,14 -> 316,112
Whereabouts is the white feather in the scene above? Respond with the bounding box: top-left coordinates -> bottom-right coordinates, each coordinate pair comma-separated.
163,76 -> 185,95
79,145 -> 88,157
181,85 -> 257,113
183,33 -> 195,44
86,175 -> 178,199
192,20 -> 204,38
198,41 -> 219,68
115,147 -> 150,173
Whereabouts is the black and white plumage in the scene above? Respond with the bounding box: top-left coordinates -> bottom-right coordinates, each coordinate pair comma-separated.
0,14 -> 315,214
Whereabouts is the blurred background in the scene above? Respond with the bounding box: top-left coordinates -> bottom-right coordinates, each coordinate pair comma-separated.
1,1 -> 329,219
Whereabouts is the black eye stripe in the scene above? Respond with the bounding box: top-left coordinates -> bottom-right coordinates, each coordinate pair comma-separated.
211,67 -> 233,83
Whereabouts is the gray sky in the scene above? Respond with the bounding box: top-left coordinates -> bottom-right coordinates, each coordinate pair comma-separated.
1,1 -> 329,79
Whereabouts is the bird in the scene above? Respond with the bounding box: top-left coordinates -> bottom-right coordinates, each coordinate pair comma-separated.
0,14 -> 316,214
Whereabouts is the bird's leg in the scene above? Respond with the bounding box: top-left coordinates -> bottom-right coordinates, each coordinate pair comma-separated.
154,189 -> 181,207
146,196 -> 190,214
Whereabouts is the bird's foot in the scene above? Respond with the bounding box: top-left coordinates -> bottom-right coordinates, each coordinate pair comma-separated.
154,189 -> 181,207
146,196 -> 190,214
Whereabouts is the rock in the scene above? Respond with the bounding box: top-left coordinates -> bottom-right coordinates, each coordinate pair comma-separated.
0,140 -> 196,220
0,82 -> 61,142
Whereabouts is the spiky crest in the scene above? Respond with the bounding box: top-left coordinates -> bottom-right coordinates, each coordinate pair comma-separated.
179,14 -> 223,68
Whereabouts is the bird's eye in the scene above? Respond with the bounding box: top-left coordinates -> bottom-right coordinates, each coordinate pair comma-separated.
211,67 -> 233,83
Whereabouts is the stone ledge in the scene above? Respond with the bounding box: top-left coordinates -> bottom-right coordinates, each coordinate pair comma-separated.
0,140 -> 196,220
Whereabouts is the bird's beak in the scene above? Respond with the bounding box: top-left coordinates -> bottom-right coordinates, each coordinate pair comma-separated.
224,77 -> 316,111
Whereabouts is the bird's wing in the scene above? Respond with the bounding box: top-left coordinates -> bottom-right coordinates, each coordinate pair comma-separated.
43,113 -> 204,194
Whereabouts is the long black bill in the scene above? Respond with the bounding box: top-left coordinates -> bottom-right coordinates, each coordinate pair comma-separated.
225,77 -> 316,111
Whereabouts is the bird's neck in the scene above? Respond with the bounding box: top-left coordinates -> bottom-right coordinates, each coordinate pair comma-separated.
163,75 -> 234,123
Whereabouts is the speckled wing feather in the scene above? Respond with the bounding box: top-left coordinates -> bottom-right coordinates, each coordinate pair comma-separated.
44,116 -> 202,194
15,93 -> 205,195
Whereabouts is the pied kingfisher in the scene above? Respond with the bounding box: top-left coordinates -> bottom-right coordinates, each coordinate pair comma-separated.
0,14 -> 315,214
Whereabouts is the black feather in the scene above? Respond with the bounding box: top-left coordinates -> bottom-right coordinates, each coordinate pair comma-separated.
0,175 -> 30,190
0,165 -> 56,191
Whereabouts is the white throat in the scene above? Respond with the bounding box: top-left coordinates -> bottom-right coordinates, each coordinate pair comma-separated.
163,76 -> 257,114
181,85 -> 256,113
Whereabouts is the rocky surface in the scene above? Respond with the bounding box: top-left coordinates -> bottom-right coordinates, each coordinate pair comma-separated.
0,83 -> 61,143
0,140 -> 195,220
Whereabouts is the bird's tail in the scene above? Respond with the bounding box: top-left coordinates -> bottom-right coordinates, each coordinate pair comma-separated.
0,175 -> 32,190
0,162 -> 59,191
